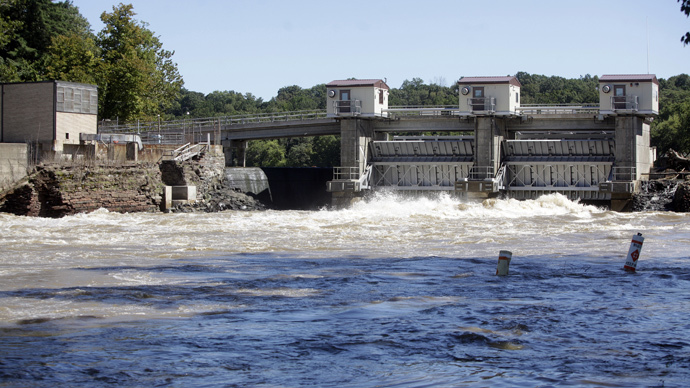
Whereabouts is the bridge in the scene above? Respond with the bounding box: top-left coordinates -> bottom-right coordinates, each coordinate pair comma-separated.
100,75 -> 659,210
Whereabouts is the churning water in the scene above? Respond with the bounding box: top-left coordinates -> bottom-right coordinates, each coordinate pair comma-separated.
1,193 -> 689,387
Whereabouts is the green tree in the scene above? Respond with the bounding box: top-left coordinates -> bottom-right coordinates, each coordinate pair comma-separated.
245,140 -> 285,167
0,0 -> 21,81
652,74 -> 690,155
311,135 -> 340,167
651,98 -> 690,155
516,72 -> 599,104
45,32 -> 102,85
268,84 -> 325,112
389,78 -> 457,106
0,0 -> 90,82
681,0 -> 690,45
97,3 -> 183,121
285,141 -> 314,167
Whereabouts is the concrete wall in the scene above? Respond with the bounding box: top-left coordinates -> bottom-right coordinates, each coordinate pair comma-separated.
0,143 -> 29,190
2,82 -> 54,145
614,116 -> 655,180
340,119 -> 374,173
636,121 -> 654,180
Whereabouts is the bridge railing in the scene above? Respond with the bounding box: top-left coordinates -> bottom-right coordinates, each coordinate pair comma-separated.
384,105 -> 460,117
98,110 -> 329,137
516,104 -> 600,115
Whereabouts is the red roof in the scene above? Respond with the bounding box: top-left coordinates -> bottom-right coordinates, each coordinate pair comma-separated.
457,76 -> 522,87
600,74 -> 658,85
326,79 -> 389,90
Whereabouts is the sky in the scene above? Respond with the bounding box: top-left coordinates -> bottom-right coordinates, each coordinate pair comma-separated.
72,0 -> 690,101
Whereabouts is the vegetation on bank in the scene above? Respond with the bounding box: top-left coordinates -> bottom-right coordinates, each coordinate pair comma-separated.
1,1 -> 690,167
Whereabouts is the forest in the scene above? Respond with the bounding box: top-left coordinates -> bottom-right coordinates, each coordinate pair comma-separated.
1,0 -> 689,167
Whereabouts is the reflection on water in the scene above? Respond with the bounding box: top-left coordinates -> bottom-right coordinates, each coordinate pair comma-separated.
0,193 -> 689,387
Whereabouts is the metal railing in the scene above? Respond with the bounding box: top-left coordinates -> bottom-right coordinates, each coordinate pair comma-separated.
98,110 -> 329,135
383,105 -> 460,116
517,104 -> 600,115
611,95 -> 639,111
468,166 -> 495,180
611,166 -> 637,181
468,97 -> 496,112
333,100 -> 362,116
165,142 -> 210,162
332,166 -> 361,180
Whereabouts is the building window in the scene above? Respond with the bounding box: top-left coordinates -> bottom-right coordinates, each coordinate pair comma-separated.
56,85 -> 98,114
379,90 -> 384,104
65,133 -> 69,140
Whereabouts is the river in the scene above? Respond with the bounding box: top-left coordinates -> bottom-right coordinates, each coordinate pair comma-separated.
1,193 -> 688,387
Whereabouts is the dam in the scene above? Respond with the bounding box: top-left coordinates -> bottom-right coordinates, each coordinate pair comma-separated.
83,74 -> 659,211
320,75 -> 657,210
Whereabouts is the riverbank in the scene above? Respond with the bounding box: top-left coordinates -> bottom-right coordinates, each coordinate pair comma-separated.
0,152 -> 265,217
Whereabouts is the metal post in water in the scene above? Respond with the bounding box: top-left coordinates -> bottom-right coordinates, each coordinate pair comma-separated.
496,250 -> 512,276
624,233 -> 644,272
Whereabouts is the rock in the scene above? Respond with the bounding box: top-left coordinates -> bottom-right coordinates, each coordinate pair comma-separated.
169,185 -> 265,213
632,180 -> 679,211
671,181 -> 690,212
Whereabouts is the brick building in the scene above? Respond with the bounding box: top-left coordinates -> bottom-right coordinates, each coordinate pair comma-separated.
0,80 -> 98,158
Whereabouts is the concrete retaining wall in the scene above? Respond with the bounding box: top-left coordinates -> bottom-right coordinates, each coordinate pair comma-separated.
0,143 -> 29,191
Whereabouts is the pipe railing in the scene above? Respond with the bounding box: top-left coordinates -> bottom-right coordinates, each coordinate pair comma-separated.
332,166 -> 361,180
98,110 -> 329,135
517,104 -> 600,115
468,97 -> 496,112
611,95 -> 639,111
384,105 -> 460,116
333,100 -> 361,115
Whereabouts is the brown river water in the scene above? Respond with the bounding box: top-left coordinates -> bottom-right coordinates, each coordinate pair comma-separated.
0,193 -> 689,387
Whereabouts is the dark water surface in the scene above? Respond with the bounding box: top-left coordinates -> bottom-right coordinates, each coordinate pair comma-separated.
1,194 -> 688,387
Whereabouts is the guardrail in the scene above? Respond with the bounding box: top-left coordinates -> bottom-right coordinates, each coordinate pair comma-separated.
611,166 -> 637,181
98,110 -> 329,135
611,96 -> 639,111
468,166 -> 495,180
332,166 -> 361,180
384,105 -> 460,116
333,100 -> 361,116
516,104 -> 600,115
468,97 -> 496,113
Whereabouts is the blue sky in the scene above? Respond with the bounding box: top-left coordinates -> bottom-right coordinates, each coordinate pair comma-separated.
72,0 -> 690,101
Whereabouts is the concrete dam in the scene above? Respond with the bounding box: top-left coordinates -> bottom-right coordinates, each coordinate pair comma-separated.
310,76 -> 656,210
101,74 -> 659,211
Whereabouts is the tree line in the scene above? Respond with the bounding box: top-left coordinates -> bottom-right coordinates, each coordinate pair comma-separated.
1,1 -> 689,166
0,0 -> 182,122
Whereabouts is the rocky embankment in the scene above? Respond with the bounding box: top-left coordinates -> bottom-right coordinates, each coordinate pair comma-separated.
0,153 -> 264,218
671,180 -> 690,212
632,150 -> 690,212
632,179 -> 689,211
